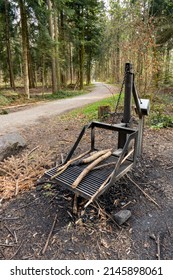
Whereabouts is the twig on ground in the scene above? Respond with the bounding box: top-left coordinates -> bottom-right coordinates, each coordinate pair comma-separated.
0,217 -> 19,221
0,248 -> 6,259
166,165 -> 173,170
4,223 -> 15,239
10,240 -> 24,260
14,198 -> 39,211
93,202 -> 121,229
165,220 -> 171,236
121,201 -> 132,209
0,243 -> 14,247
14,231 -> 18,244
27,146 -> 40,157
156,234 -> 161,260
42,213 -> 58,255
15,179 -> 19,196
126,175 -> 161,209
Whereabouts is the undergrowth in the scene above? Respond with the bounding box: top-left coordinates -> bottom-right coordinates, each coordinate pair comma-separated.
0,88 -> 88,113
149,113 -> 173,129
148,93 -> 173,129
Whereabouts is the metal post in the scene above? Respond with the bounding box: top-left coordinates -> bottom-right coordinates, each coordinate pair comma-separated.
118,63 -> 133,149
123,63 -> 133,124
137,116 -> 144,156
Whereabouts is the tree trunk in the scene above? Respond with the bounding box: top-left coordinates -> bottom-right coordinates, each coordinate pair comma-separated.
27,36 -> 35,88
116,32 -> 120,83
48,0 -> 57,93
86,53 -> 92,85
5,0 -> 16,90
69,43 -> 73,84
53,6 -> 60,90
19,0 -> 30,98
164,47 -> 170,84
79,43 -> 84,90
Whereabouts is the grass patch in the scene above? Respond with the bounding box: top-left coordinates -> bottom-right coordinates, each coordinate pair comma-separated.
0,95 -> 11,106
61,90 -> 173,129
61,94 -> 123,123
0,88 -> 88,108
40,90 -> 87,101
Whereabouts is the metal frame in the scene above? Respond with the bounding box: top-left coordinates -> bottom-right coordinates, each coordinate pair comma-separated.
64,121 -> 138,164
45,121 -> 138,200
44,62 -> 150,202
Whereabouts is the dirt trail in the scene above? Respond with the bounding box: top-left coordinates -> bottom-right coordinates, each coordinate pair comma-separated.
0,83 -> 115,135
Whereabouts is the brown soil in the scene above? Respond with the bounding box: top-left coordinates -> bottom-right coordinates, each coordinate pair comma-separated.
0,114 -> 173,260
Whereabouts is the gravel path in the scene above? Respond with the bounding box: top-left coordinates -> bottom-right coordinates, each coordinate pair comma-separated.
0,83 -> 115,135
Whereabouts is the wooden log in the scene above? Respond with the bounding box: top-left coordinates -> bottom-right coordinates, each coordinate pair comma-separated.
51,149 -> 90,179
72,150 -> 112,189
98,105 -> 111,120
74,149 -> 111,165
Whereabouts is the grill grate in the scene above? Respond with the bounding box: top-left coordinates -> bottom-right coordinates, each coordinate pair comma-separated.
45,155 -> 132,199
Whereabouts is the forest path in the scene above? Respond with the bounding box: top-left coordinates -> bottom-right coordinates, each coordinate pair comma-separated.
0,83 -> 116,135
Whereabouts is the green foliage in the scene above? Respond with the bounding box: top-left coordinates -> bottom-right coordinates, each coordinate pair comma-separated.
0,88 -> 88,107
150,0 -> 173,17
62,94 -> 122,122
0,95 -> 11,106
150,113 -> 173,129
148,92 -> 173,129
41,89 -> 87,100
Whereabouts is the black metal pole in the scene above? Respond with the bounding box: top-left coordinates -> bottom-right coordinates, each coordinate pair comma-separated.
118,63 -> 133,149
123,63 -> 133,124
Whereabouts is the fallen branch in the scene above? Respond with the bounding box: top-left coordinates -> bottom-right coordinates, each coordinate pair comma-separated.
10,240 -> 24,260
4,223 -> 15,239
14,198 -> 39,211
166,165 -> 173,170
0,243 -> 14,247
0,248 -> 6,259
84,171 -> 114,208
51,150 -> 90,179
42,213 -> 58,255
15,179 -> 19,196
72,150 -> 112,189
93,149 -> 134,171
126,175 -> 161,209
93,161 -> 117,170
156,234 -> 161,260
27,146 -> 39,157
120,148 -> 134,165
94,202 -> 121,229
74,149 -> 111,165
0,217 -> 19,221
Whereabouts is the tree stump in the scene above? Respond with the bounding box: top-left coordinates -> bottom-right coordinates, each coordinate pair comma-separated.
98,105 -> 111,120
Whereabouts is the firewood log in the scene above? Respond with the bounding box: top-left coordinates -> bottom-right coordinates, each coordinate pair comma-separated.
72,149 -> 112,189
72,149 -> 111,165
51,149 -> 90,179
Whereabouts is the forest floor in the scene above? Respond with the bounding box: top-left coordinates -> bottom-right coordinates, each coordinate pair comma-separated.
0,87 -> 173,260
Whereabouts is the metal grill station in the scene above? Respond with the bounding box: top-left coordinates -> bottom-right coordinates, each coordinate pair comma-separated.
44,63 -> 150,204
